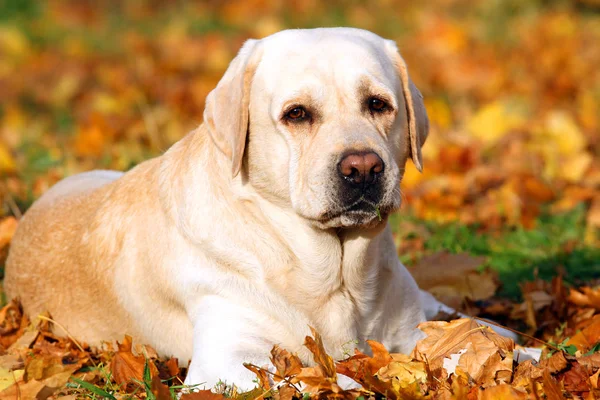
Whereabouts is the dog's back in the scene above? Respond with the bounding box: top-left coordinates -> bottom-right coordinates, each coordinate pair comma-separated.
4,169 -> 142,344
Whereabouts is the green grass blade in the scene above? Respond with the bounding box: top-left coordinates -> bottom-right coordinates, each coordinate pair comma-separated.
70,377 -> 117,400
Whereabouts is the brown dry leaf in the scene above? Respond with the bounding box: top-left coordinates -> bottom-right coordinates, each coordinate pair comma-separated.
567,315 -> 600,352
513,360 -> 540,388
561,361 -> 590,393
412,318 -> 514,387
293,366 -> 337,394
541,352 -> 569,374
337,341 -> 396,391
336,351 -> 373,384
513,352 -> 567,388
304,327 -> 336,379
0,300 -> 29,350
160,357 -> 180,380
111,335 -> 159,389
337,341 -> 413,398
276,383 -> 298,400
151,375 -> 172,400
0,377 -> 45,400
590,369 -> 600,389
0,364 -> 79,400
542,369 -> 564,400
577,353 -> 600,370
569,287 -> 600,310
243,363 -> 271,390
408,252 -> 498,310
270,344 -> 303,380
180,389 -> 227,400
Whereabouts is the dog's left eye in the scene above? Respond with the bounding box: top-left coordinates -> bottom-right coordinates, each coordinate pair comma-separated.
368,97 -> 388,113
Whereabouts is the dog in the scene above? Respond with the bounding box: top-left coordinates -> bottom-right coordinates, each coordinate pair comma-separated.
6,27 -> 465,389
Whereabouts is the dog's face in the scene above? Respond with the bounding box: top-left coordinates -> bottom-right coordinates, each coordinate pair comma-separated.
204,28 -> 428,229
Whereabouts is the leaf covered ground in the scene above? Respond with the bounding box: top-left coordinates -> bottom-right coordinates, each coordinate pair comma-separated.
0,0 -> 599,398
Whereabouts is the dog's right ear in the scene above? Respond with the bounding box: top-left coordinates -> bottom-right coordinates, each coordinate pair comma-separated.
204,39 -> 263,177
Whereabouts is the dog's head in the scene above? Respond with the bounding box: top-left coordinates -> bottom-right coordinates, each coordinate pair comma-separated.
204,28 -> 428,229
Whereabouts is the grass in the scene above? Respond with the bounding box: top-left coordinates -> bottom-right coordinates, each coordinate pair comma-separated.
393,204 -> 600,299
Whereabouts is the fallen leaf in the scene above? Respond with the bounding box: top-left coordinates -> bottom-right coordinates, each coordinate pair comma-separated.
110,335 -> 158,390
0,368 -> 23,392
569,287 -> 600,310
408,252 -> 498,310
243,363 -> 271,390
151,375 -> 172,400
303,327 -> 337,380
542,369 -> 564,400
412,318 -> 514,387
270,344 -> 302,380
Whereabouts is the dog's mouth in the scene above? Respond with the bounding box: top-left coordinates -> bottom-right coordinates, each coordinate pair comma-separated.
314,199 -> 395,229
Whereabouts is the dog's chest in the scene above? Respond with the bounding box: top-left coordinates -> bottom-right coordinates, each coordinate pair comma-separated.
259,233 -> 382,354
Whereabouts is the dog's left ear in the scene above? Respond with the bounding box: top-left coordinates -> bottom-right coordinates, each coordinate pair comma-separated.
385,41 -> 429,172
204,39 -> 263,177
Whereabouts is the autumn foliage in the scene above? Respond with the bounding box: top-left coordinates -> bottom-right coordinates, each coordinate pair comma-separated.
0,0 -> 599,399
3,278 -> 600,398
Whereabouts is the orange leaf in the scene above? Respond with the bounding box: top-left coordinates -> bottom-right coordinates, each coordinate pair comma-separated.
0,217 -> 18,250
151,375 -> 172,400
244,363 -> 271,390
304,327 -> 337,379
542,369 -> 564,400
110,335 -> 158,389
270,344 -> 303,380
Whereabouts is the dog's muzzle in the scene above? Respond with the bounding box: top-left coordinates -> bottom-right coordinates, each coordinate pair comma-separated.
336,150 -> 385,209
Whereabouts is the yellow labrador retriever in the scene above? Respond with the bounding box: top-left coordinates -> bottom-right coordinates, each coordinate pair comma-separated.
6,27 -> 443,389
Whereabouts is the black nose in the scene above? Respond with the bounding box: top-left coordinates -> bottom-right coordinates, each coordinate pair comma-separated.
337,151 -> 384,186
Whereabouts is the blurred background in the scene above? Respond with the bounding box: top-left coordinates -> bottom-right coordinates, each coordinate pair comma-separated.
0,0 -> 599,297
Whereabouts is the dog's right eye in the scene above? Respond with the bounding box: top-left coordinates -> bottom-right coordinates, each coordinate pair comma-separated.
284,106 -> 309,122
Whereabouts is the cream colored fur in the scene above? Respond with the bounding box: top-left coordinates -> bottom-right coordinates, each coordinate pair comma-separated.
5,28 -> 444,390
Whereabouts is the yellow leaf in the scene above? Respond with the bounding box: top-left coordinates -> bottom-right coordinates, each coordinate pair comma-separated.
560,152 -> 593,182
377,360 -> 428,389
91,92 -> 121,114
0,144 -> 16,174
424,97 -> 452,130
545,111 -> 586,155
0,369 -> 23,392
467,101 -> 525,145
0,27 -> 29,57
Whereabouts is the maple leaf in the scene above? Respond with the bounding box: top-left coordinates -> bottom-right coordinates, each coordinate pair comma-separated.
243,363 -> 272,390
304,327 -> 337,380
412,318 -> 514,387
110,335 -> 159,391
542,369 -> 564,400
270,344 -> 303,380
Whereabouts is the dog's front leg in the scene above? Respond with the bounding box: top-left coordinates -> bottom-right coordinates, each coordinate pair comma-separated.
183,296 -> 274,391
183,295 -> 306,392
